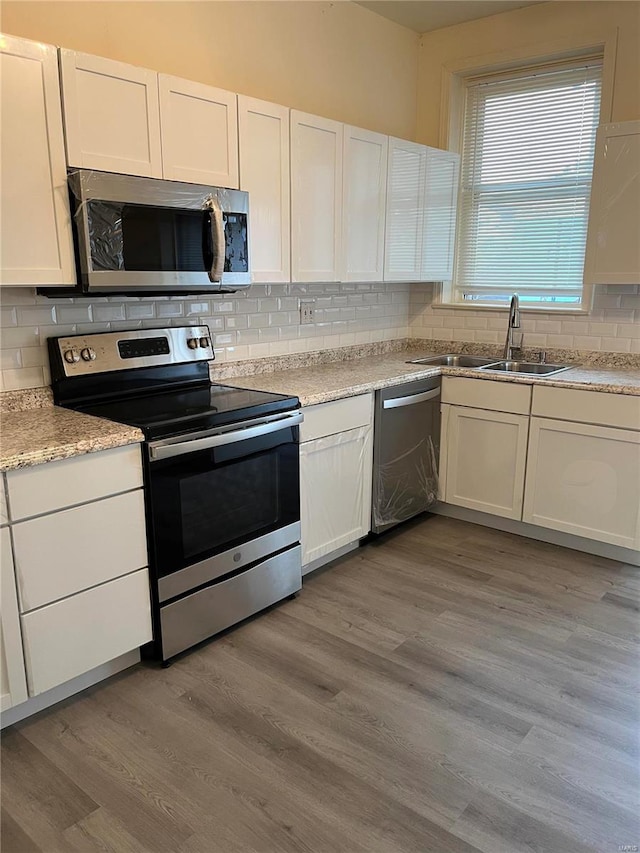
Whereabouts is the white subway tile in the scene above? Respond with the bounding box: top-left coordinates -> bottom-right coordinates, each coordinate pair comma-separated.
17,305 -> 57,326
0,349 -> 21,370
617,323 -> 640,339
186,301 -> 211,316
156,302 -> 184,318
600,337 -> 631,352
126,302 -> 156,320
0,366 -> 45,391
572,335 -> 602,350
0,307 -> 17,327
93,303 -> 126,322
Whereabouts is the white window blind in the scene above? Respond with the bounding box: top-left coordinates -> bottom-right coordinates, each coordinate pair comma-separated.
454,60 -> 602,308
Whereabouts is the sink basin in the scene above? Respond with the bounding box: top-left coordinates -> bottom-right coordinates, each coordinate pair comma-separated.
478,360 -> 571,376
407,354 -> 501,368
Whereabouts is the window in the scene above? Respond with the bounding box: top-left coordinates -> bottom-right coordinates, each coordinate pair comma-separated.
449,59 -> 602,309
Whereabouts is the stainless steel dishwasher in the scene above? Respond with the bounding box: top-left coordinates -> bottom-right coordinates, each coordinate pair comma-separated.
371,377 -> 441,534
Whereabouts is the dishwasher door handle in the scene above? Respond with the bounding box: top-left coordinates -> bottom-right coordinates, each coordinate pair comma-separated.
382,388 -> 441,409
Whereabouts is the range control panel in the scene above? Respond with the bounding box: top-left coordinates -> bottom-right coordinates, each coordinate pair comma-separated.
52,326 -> 214,378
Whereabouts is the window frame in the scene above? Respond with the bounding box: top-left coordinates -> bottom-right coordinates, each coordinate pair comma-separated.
433,34 -> 617,314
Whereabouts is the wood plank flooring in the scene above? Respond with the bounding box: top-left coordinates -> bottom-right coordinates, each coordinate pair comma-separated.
2,516 -> 639,852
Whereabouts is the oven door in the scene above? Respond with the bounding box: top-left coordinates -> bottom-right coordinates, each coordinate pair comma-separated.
69,170 -> 250,293
146,411 -> 302,603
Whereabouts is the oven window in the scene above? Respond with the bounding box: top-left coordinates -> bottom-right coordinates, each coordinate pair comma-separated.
147,431 -> 299,579
180,454 -> 279,559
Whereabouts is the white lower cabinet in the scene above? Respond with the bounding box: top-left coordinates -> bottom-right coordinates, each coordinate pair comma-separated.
21,569 -> 152,696
523,417 -> 640,549
300,394 -> 373,571
1,445 -> 151,715
442,404 -> 529,520
0,527 -> 28,711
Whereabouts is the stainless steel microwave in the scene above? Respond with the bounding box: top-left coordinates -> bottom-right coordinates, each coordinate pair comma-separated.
45,170 -> 251,296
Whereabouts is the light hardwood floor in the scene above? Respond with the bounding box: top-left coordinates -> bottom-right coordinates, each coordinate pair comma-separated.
2,516 -> 639,853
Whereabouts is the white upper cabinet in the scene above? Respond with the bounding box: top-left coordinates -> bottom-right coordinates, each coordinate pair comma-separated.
0,35 -> 75,287
238,96 -> 290,282
584,121 -> 640,285
159,74 -> 238,188
422,148 -> 460,281
342,126 -> 388,282
384,138 -> 426,282
59,49 -> 162,177
291,111 -> 343,282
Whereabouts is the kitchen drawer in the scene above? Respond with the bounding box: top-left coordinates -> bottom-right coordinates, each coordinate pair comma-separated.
0,478 -> 7,526
300,393 -> 373,443
21,568 -> 152,696
13,490 -> 147,612
532,385 -> 640,431
441,377 -> 531,415
6,444 -> 143,520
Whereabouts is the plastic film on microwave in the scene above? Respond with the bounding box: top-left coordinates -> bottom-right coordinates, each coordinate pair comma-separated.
372,433 -> 439,530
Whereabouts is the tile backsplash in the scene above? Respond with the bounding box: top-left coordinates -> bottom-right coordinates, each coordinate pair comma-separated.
409,285 -> 640,353
1,281 -> 637,391
0,282 -> 410,391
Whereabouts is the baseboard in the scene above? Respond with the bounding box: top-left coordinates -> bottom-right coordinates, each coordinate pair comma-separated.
432,503 -> 640,566
302,540 -> 361,577
1,650 -> 141,729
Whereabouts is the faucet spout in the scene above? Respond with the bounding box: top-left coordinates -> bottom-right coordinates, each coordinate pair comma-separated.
503,293 -> 521,360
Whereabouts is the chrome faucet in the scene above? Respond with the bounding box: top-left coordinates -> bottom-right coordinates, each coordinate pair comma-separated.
503,293 -> 522,360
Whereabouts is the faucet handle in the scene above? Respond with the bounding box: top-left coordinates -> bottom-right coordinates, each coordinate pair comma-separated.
537,350 -> 547,364
512,331 -> 524,349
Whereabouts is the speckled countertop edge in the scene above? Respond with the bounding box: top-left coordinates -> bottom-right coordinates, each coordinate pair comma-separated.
0,407 -> 143,472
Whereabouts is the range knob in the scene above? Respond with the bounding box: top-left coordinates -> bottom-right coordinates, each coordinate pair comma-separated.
63,348 -> 80,364
187,338 -> 199,350
199,336 -> 211,348
80,347 -> 97,362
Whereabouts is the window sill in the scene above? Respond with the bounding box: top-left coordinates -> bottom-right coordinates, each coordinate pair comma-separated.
432,302 -> 590,315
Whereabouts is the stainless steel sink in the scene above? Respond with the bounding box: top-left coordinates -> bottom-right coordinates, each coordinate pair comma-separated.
478,360 -> 571,376
407,354 -> 501,368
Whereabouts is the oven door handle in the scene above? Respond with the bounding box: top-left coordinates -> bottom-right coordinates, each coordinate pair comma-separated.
382,388 -> 440,409
148,411 -> 304,461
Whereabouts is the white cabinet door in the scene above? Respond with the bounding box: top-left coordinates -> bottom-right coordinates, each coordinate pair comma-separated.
0,35 -> 75,287
422,149 -> 460,281
291,111 -> 343,282
59,49 -> 162,177
0,527 -> 28,711
300,425 -> 373,568
443,405 -> 529,520
342,126 -> 388,282
238,96 -> 290,282
159,74 -> 238,188
523,417 -> 640,549
384,137 -> 426,282
584,121 -> 640,286
21,568 -> 152,697
13,490 -> 148,613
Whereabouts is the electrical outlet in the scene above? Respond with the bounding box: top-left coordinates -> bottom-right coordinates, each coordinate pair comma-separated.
299,300 -> 315,325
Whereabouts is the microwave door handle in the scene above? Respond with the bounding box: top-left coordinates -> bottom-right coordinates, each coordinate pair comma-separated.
207,197 -> 225,283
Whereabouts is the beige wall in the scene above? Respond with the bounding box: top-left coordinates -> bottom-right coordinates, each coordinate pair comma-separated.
416,0 -> 640,146
0,0 -> 418,139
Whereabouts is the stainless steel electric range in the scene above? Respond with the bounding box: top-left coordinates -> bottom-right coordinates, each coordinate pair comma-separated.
48,326 -> 302,663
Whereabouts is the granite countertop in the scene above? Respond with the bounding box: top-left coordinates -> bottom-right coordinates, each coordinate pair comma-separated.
0,407 -> 143,472
221,351 -> 640,406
